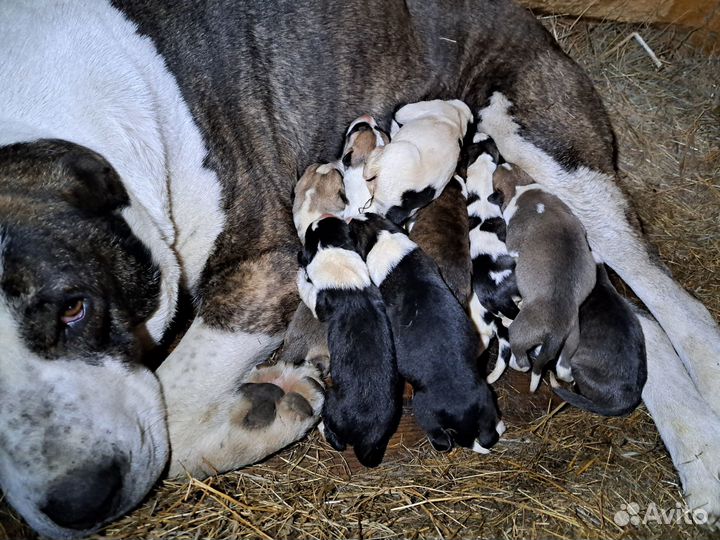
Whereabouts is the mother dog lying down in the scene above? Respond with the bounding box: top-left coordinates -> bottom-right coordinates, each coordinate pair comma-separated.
1,0 -> 719,537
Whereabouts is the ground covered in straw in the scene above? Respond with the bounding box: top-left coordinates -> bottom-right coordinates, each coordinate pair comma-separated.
1,16 -> 718,540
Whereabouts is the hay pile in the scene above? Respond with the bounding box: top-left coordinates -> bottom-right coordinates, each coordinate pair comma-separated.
1,16 -> 718,540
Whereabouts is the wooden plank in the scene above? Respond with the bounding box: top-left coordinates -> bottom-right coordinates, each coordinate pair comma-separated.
519,0 -> 720,49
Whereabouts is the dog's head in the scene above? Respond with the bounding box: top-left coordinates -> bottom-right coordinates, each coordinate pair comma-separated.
490,163 -> 535,209
0,140 -> 169,539
292,163 -> 347,243
341,115 -> 389,169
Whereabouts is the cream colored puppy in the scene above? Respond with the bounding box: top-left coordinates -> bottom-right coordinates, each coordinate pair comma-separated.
363,99 -> 473,224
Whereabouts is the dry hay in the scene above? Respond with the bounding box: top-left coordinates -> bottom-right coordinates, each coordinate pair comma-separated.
1,15 -> 718,540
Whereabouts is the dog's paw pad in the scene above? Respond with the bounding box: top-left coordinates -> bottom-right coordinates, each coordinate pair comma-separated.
278,392 -> 315,420
237,382 -> 285,429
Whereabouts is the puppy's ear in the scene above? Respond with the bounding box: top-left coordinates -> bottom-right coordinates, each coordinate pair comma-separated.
428,429 -> 453,452
314,295 -> 333,322
61,149 -> 129,215
297,250 -> 310,268
363,147 -> 384,181
487,191 -> 504,206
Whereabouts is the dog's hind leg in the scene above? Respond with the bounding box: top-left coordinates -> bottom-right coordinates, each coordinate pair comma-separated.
479,91 -> 720,417
639,313 -> 720,525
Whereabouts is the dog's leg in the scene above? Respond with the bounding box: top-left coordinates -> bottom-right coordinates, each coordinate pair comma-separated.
479,91 -> 720,416
157,317 -> 324,478
639,313 -> 720,525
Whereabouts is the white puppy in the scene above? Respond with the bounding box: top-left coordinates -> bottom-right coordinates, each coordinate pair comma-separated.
363,99 -> 473,224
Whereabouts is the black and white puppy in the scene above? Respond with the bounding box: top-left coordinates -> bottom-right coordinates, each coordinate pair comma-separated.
351,213 -> 503,453
550,264 -> 647,416
459,135 -> 519,383
493,164 -> 596,392
363,99 -> 473,225
297,217 -> 402,466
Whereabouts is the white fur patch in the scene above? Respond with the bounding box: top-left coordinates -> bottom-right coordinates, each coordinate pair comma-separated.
473,132 -> 489,143
366,230 -> 417,286
296,268 -> 318,317
469,228 -> 510,260
530,371 -> 542,393
480,91 -> 720,416
471,441 -> 491,454
536,203 -> 545,214
306,247 -> 371,291
342,166 -> 375,218
0,1 -> 226,342
490,269 -> 513,285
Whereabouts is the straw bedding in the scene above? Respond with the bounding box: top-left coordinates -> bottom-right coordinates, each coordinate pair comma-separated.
1,15 -> 718,540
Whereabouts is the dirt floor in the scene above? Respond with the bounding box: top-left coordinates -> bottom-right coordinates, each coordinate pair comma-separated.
1,15 -> 718,540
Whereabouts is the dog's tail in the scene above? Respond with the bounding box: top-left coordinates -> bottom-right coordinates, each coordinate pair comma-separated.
551,384 -> 642,417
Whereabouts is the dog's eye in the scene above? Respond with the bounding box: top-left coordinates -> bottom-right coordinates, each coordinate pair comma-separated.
60,299 -> 85,326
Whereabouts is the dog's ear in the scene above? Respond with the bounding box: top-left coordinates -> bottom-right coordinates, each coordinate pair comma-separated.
428,429 -> 453,452
61,149 -> 129,215
362,147 -> 384,181
487,191 -> 504,206
314,295 -> 333,322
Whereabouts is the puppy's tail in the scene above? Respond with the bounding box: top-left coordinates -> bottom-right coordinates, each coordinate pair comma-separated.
551,384 -> 642,417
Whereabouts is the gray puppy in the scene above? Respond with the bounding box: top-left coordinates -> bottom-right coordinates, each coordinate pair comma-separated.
276,302 -> 329,375
493,164 -> 596,392
550,264 -> 647,416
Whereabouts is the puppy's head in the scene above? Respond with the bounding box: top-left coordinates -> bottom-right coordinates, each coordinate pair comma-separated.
341,115 -> 389,169
491,163 -> 535,209
292,163 -> 347,243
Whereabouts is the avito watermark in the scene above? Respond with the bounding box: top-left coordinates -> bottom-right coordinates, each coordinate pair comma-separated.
614,502 -> 708,526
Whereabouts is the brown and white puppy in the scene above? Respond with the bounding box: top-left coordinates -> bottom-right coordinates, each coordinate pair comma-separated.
293,163 -> 347,243
493,164 -> 596,392
363,99 -> 473,225
550,264 -> 647,416
340,115 -> 389,218
408,176 -> 473,310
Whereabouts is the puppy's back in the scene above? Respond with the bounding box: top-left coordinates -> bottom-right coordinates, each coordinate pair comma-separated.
553,265 -> 647,416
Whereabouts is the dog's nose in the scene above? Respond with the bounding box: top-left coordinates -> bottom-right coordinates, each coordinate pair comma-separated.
42,461 -> 123,531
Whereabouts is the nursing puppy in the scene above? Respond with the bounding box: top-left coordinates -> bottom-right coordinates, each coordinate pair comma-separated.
494,164 -> 596,392
408,176 -> 473,309
293,166 -> 401,466
551,264 -> 647,416
363,99 -> 473,224
297,216 -> 402,466
351,213 -> 502,453
340,115 -> 389,218
459,135 -> 519,383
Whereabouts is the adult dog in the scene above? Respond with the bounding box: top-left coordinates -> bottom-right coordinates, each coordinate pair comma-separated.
1,1 -> 718,538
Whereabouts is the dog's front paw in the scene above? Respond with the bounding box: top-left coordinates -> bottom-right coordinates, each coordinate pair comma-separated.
243,361 -> 325,425
674,429 -> 720,528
